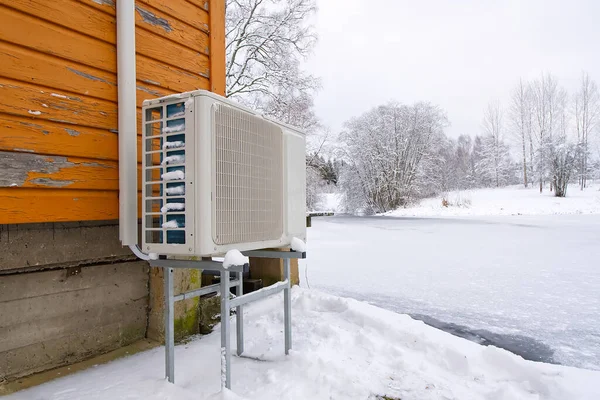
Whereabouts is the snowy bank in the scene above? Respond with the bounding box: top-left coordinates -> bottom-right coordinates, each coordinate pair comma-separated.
387,183 -> 600,217
6,288 -> 599,400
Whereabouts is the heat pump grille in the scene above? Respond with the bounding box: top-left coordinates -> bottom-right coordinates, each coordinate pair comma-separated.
213,105 -> 284,245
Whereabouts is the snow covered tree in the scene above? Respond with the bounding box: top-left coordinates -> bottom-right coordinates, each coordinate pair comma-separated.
225,0 -> 324,209
531,73 -> 565,193
549,139 -> 578,197
478,100 -> 514,187
574,72 -> 600,190
225,0 -> 319,129
418,135 -> 457,196
473,134 -> 515,187
306,164 -> 325,211
337,102 -> 448,213
454,135 -> 476,189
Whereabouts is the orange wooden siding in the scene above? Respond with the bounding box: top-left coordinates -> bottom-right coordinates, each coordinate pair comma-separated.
0,0 -> 226,224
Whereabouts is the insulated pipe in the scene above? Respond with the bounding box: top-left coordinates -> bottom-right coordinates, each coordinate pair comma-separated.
117,0 -> 138,246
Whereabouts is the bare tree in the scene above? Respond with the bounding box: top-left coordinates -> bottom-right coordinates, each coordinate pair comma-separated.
481,100 -> 504,187
574,72 -> 600,190
225,0 -> 319,125
510,79 -> 533,187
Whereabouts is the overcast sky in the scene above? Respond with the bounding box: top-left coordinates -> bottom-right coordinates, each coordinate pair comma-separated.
305,0 -> 600,138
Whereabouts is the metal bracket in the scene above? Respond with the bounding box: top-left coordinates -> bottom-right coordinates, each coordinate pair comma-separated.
242,250 -> 306,259
152,250 -> 306,390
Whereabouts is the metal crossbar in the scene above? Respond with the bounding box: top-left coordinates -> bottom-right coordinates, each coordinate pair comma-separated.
148,249 -> 305,390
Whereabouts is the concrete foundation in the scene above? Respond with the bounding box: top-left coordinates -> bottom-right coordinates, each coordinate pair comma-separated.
0,261 -> 149,381
0,221 -> 202,383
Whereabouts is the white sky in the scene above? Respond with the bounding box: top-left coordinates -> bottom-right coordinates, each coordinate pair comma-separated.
305,0 -> 600,138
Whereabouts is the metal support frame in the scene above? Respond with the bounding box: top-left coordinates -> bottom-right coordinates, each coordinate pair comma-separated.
150,249 -> 306,389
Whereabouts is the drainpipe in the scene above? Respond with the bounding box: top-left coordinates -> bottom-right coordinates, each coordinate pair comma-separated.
117,0 -> 149,259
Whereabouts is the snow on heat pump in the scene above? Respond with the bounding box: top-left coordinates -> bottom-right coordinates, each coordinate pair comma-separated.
141,90 -> 306,257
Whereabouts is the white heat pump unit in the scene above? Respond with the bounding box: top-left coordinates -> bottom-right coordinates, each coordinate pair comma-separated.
141,90 -> 306,257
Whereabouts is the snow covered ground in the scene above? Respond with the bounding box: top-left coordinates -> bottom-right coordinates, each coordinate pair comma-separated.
6,186 -> 600,399
386,183 -> 600,217
302,214 -> 600,372
6,288 -> 600,400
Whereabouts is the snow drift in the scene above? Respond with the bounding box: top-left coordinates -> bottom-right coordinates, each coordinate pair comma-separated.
6,288 -> 599,400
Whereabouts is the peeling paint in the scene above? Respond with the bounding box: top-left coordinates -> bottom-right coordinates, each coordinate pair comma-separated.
109,129 -> 119,134
137,85 -> 163,96
142,79 -> 161,86
92,0 -> 115,6
19,122 -> 44,129
199,71 -> 210,79
0,151 -> 114,188
28,110 -> 42,115
0,151 -> 71,187
204,1 -> 209,10
13,148 -> 35,153
29,178 -> 75,187
42,104 -> 49,108
99,111 -> 108,116
65,128 -> 81,137
42,130 -> 50,135
81,162 -> 115,169
135,6 -> 173,32
67,67 -> 115,86
51,93 -> 82,102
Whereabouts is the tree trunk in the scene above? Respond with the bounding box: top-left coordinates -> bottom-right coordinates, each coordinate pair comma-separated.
522,135 -> 528,187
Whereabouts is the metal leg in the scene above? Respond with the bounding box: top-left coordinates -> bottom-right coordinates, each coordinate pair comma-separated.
236,271 -> 244,356
220,270 -> 231,389
283,258 -> 292,355
164,267 -> 175,383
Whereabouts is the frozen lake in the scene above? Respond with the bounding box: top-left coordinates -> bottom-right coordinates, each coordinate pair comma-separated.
301,214 -> 600,370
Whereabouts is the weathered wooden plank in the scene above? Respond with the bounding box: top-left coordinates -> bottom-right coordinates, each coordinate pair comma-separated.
0,114 -> 121,161
135,27 -> 209,76
135,0 -> 209,32
137,53 -> 210,92
0,189 -> 120,223
0,41 -> 205,108
0,41 -> 115,102
0,78 -> 118,131
5,0 -> 210,55
82,0 -> 210,35
209,0 -> 226,95
0,151 -> 118,190
0,5 -> 209,77
134,2 -> 210,46
186,0 -> 210,12
3,0 -> 116,44
0,5 -> 116,73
